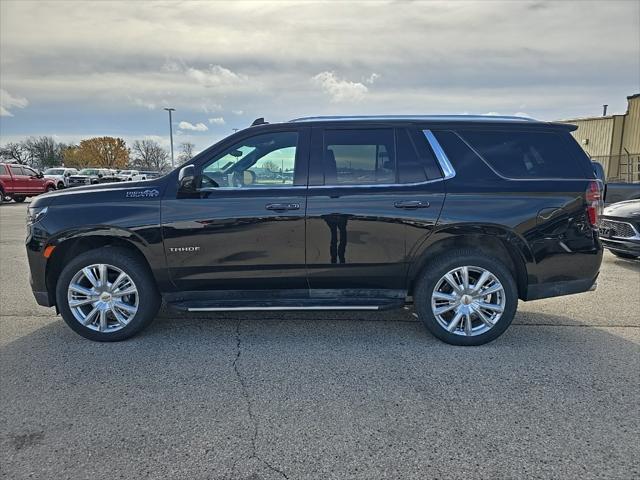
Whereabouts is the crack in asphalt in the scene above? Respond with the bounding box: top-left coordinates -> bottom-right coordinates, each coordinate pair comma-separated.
230,320 -> 289,480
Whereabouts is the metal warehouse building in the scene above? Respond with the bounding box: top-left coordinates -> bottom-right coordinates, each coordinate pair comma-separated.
560,93 -> 640,182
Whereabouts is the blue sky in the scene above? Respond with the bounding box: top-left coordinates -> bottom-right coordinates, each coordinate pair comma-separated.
1,0 -> 638,154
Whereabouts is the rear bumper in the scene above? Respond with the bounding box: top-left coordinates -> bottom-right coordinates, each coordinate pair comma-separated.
601,238 -> 640,257
525,274 -> 599,301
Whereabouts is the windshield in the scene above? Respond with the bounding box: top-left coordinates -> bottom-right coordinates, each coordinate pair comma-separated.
79,169 -> 98,175
119,170 -> 132,174
44,169 -> 65,175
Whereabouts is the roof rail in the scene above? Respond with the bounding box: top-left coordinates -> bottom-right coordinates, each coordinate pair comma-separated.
289,114 -> 538,123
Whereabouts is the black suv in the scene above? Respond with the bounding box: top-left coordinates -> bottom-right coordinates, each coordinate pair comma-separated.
26,115 -> 603,345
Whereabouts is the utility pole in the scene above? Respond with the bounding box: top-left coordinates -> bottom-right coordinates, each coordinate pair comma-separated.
164,107 -> 176,167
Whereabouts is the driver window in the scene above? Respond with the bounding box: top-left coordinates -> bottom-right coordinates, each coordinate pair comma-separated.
201,131 -> 298,189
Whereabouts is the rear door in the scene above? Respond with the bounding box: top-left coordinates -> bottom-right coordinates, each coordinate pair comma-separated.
305,125 -> 445,290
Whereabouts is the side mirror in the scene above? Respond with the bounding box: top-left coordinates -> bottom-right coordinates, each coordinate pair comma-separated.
178,164 -> 196,192
37,172 -> 44,179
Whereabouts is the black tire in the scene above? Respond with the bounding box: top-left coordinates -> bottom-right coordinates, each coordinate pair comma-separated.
56,247 -> 161,341
414,249 -> 518,346
46,185 -> 55,193
611,250 -> 637,260
13,195 -> 26,203
57,182 -> 64,189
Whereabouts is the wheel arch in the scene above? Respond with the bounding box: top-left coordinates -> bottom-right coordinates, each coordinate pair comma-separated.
407,225 -> 533,300
45,229 -> 156,307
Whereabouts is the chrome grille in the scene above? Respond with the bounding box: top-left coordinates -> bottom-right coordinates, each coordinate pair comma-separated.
599,219 -> 638,239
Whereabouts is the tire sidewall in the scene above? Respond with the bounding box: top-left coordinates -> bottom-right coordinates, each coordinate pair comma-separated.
56,248 -> 160,341
414,251 -> 518,346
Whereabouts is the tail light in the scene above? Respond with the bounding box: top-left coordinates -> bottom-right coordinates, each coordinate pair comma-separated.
585,180 -> 603,227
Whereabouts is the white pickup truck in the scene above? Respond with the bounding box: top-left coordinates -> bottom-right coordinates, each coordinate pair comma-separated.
43,167 -> 79,189
115,170 -> 147,182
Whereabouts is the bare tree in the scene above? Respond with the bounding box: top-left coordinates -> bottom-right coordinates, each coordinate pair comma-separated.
178,142 -> 195,163
0,142 -> 31,164
130,139 -> 170,172
22,136 -> 65,169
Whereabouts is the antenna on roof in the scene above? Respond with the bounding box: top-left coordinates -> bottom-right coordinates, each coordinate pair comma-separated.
251,117 -> 268,126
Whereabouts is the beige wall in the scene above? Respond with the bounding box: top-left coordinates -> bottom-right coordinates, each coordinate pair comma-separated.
561,94 -> 640,179
620,95 -> 640,154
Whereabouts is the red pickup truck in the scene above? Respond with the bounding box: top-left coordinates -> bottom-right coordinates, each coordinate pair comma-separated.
0,163 -> 57,203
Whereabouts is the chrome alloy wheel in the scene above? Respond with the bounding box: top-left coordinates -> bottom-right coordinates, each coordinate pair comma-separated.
431,265 -> 506,337
67,263 -> 139,333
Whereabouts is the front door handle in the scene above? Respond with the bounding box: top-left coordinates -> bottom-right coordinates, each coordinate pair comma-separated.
394,200 -> 430,209
265,202 -> 300,211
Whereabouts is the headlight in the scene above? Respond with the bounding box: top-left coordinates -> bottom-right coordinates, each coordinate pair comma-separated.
27,206 -> 48,225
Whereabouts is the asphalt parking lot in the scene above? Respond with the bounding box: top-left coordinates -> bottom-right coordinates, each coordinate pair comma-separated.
1,200 -> 639,480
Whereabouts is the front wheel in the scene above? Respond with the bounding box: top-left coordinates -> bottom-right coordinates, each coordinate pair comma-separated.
414,249 -> 518,346
56,247 -> 161,341
46,185 -> 55,193
12,195 -> 26,203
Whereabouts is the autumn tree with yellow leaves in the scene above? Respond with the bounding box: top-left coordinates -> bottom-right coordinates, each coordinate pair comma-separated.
63,137 -> 129,169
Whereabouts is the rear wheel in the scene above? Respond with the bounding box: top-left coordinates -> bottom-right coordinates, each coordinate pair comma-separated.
414,249 -> 518,346
56,247 -> 161,341
13,195 -> 26,203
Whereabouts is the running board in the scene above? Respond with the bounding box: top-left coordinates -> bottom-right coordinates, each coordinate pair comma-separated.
168,297 -> 405,313
186,305 -> 382,312
165,289 -> 407,313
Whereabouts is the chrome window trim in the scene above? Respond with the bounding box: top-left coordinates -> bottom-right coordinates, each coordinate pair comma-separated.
423,129 -> 456,180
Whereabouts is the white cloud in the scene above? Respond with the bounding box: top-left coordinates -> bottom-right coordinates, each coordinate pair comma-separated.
232,110 -> 244,115
0,89 -> 29,116
186,65 -> 248,88
201,102 -> 223,114
311,72 -> 368,103
178,121 -> 208,132
208,117 -> 225,125
131,97 -> 156,110
364,73 -> 380,84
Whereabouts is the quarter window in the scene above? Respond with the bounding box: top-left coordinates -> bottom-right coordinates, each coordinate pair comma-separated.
323,129 -> 395,185
459,130 -> 587,179
201,132 -> 298,189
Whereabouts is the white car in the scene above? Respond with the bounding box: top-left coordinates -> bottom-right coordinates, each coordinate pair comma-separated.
43,168 -> 79,189
116,170 -> 147,181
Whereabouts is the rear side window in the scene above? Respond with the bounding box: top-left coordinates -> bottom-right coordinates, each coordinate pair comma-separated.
323,129 -> 395,185
459,130 -> 587,179
396,128 -> 442,183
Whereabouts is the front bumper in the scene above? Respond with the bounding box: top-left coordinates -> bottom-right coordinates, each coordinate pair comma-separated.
601,237 -> 640,257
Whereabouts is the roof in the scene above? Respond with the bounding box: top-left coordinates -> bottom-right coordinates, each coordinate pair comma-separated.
289,114 -> 539,124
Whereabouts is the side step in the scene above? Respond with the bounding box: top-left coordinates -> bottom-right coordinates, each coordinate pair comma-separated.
169,299 -> 405,312
166,289 -> 406,312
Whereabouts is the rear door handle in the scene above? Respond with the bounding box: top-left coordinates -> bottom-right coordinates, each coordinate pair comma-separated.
265,202 -> 300,211
394,200 -> 430,209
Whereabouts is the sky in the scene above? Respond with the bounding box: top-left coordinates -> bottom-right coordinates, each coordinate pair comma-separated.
1,0 -> 639,154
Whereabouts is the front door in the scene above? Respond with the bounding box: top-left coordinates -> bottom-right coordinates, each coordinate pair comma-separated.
305,126 -> 445,290
22,166 -> 44,194
162,128 -> 310,292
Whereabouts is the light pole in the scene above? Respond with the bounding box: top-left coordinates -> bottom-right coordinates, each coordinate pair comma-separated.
164,107 -> 175,167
